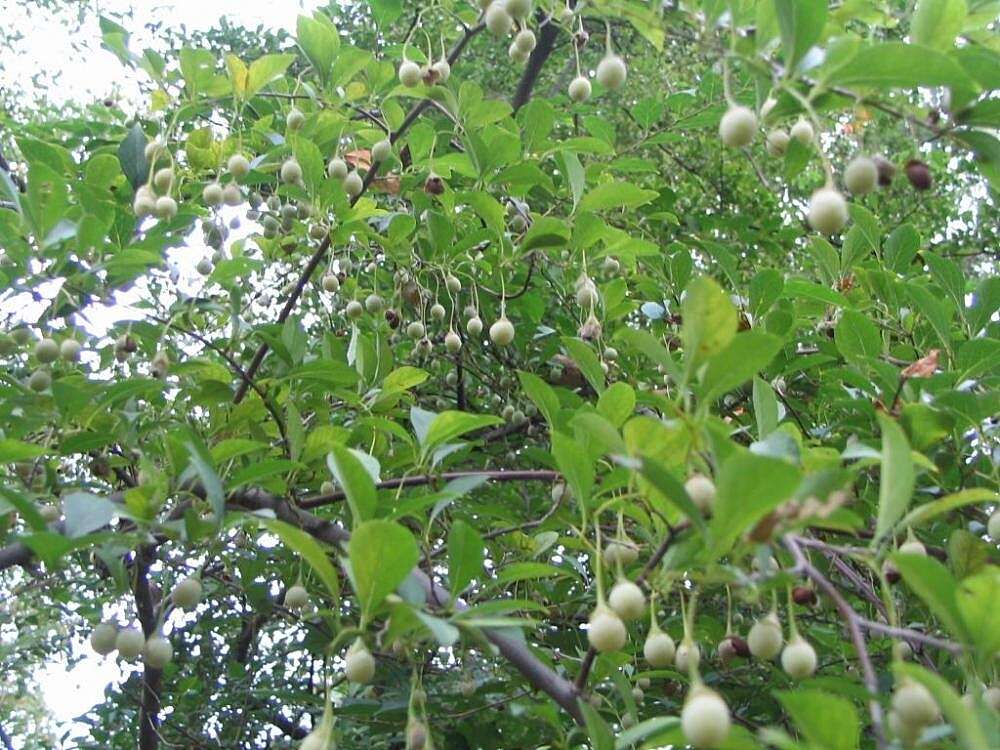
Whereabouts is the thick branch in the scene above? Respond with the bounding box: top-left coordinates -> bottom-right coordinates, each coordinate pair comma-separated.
512,16 -> 561,112
134,545 -> 163,750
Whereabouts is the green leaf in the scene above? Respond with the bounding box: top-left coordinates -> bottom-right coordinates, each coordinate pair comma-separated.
448,519 -> 484,597
774,0 -> 828,70
423,411 -> 503,457
578,181 -> 658,213
834,309 -> 881,365
185,440 -> 225,522
709,451 -> 802,555
348,520 -> 419,623
247,54 -> 295,96
518,370 -> 560,426
825,42 -> 971,90
0,439 -> 45,462
753,376 -> 780,438
873,414 -> 915,543
614,717 -> 680,749
261,518 -> 341,602
580,700 -> 615,750
615,327 -> 682,382
635,456 -> 708,537
327,446 -> 377,525
63,492 -> 115,538
911,0 -> 967,50
956,567 -> 1000,656
561,337 -> 606,395
367,0 -> 403,26
681,276 -> 738,367
597,382 -> 635,428
899,488 -> 997,528
296,14 -> 339,84
891,552 -> 967,639
884,223 -> 920,274
226,54 -> 249,97
775,689 -> 859,750
700,331 -> 783,401
551,430 -> 594,505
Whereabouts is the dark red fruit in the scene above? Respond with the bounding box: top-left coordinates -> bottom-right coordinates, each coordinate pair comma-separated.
905,159 -> 932,191
727,635 -> 751,658
424,174 -> 444,195
384,309 -> 400,329
873,156 -> 896,187
792,586 -> 817,606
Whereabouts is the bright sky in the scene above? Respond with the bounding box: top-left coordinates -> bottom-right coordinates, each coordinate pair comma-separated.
3,3 -> 323,746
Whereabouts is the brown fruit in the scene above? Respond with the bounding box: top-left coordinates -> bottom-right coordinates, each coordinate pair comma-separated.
904,159 -> 932,191
424,173 -> 445,195
873,156 -> 896,186
384,309 -> 401,329
792,586 -> 817,606
727,635 -> 751,658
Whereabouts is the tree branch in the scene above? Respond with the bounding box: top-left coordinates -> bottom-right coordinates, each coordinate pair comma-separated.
512,14 -> 562,112
134,545 -> 163,750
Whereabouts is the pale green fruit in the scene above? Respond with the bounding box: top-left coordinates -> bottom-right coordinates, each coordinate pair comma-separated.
681,687 -> 731,748
155,196 -> 178,219
596,54 -> 627,90
568,76 -> 591,103
227,153 -> 251,178
807,187 -> 849,236
748,613 -> 783,659
171,577 -> 202,610
90,622 -> 118,655
587,607 -> 627,652
34,338 -> 59,363
144,635 -> 173,669
719,105 -> 757,148
607,579 -> 646,621
116,627 -> 145,660
781,636 -> 817,679
644,630 -> 676,667
489,317 -> 515,346
280,159 -> 303,184
844,155 -> 878,195
285,584 -> 309,610
398,60 -> 422,87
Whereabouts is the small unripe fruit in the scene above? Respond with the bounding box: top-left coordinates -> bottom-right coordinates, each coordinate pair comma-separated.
575,280 -> 598,308
892,680 -> 940,726
899,538 -> 927,556
675,640 -> 701,672
807,187 -> 849,236
407,720 -> 427,749
843,156 -> 878,195
34,338 -> 59,363
603,346 -> 617,361
790,118 -> 814,145
343,171 -> 364,198
489,317 -> 515,346
399,60 -> 422,87
874,155 -> 896,186
681,687 -> 731,748
684,474 -> 716,513
116,627 -> 145,660
203,182 -> 224,206
719,105 -> 757,148
222,183 -> 242,206
28,369 -> 51,392
587,606 -> 627,652
322,274 -> 340,293
604,539 -> 639,566
286,108 -> 305,131
445,330 -> 462,353
509,41 -> 530,63
365,294 -> 384,313
432,59 -> 451,82
607,579 -> 646,621
327,157 -> 348,180
144,140 -> 164,161
407,321 -> 425,339
155,196 -> 178,219
12,328 -> 33,345
280,159 -> 302,184
345,639 -> 376,683
171,577 -> 202,610
505,0 -> 531,19
632,686 -> 644,701
467,316 -> 483,336
372,138 -> 392,162
228,153 -> 250,178
988,510 -> 1000,540
781,636 -> 817,679
430,303 -> 446,321
568,76 -> 591,103
596,54 -> 627,90
765,129 -> 789,156
905,159 -> 932,191
748,613 -> 783,659
153,167 -> 174,192
485,3 -> 513,36
644,630 -> 676,667
514,29 -> 536,53
445,274 -> 461,293
90,622 -> 118,655
134,193 -> 156,218
196,258 -> 214,276
345,300 -> 364,319
637,677 -> 651,690
601,256 -> 620,274
285,584 -> 309,610
144,635 -> 173,669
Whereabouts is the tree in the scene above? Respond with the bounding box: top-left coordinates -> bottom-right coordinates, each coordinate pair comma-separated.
1,0 -> 998,748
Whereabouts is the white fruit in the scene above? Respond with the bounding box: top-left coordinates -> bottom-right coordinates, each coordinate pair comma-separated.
747,613 -> 783,659
445,331 -> 462,353
489,317 -> 515,346
781,636 -> 817,679
407,321 -> 425,339
285,584 -> 309,610
684,474 -> 716,513
509,41 -> 530,64
116,627 -> 145,660
765,129 -> 790,157
681,687 -> 731,748
28,370 -> 51,392
604,540 -> 639,566
365,294 -> 383,313
343,171 -> 364,198
675,640 -> 701,672
35,338 -> 59,363
430,303 -> 446,320
807,187 -> 849,236
345,640 -> 376,683
607,580 -> 646,621
719,105 -> 757,148
90,622 -> 118,655
327,157 -> 348,180
644,631 -> 676,667
988,510 -> 1000,540
505,0 -> 531,19
222,183 -> 242,206
171,577 -> 202,610
372,138 -> 392,162
445,274 -> 462,293
322,274 -> 340,293
299,728 -> 329,750
587,607 -> 627,652
568,76 -> 591,103
432,59 -> 451,82
485,3 -> 513,36
203,182 -> 224,206
790,118 -> 814,145
596,54 -> 627,90
892,680 -> 940,726
467,316 -> 484,336
514,29 -> 536,53
346,300 -> 364,319
575,280 -> 598,308
899,538 -> 927,556
228,153 -> 251,178
134,193 -> 156,218
280,159 -> 302,184
399,60 -> 422,87
286,108 -> 305,131
153,167 -> 174,192
843,156 -> 878,195
637,677 -> 651,690
144,636 -> 173,669
155,196 -> 178,219
761,97 -> 778,118
144,140 -> 164,161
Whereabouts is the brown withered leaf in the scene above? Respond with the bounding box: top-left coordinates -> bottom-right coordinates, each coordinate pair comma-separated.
901,349 -> 939,379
